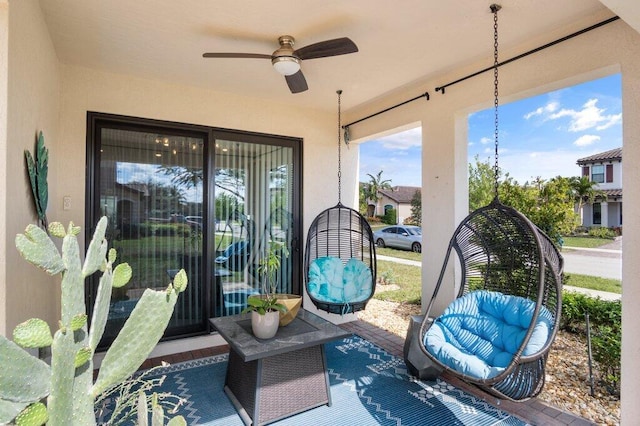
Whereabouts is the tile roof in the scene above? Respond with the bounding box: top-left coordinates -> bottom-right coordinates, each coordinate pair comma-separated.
601,188 -> 623,198
576,147 -> 622,165
378,186 -> 421,204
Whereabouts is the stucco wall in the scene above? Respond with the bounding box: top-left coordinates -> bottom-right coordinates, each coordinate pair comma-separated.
2,0 -> 61,335
345,18 -> 640,423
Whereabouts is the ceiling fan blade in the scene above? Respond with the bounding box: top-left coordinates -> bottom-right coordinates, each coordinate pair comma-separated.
202,53 -> 272,59
285,70 -> 308,94
294,37 -> 358,60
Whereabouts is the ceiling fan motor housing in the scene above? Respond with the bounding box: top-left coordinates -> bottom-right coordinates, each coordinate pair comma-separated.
272,35 -> 300,75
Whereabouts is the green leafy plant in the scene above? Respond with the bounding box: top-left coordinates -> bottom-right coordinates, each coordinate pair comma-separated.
560,292 -> 621,395
0,217 -> 188,425
242,242 -> 289,315
588,226 -> 616,239
242,296 -> 287,316
24,131 -> 49,229
591,324 -> 621,395
377,269 -> 396,286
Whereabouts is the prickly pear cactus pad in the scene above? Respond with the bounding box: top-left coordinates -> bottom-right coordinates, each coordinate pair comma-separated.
2,217 -> 188,426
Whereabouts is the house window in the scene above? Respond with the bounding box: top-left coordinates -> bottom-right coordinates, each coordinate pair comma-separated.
593,202 -> 602,225
582,166 -> 589,177
591,165 -> 604,183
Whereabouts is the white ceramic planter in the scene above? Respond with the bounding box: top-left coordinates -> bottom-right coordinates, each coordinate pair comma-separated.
251,310 -> 280,339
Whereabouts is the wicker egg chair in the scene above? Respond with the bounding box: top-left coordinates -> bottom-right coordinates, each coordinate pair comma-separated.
304,202 -> 377,315
303,91 -> 377,315
416,197 -> 563,401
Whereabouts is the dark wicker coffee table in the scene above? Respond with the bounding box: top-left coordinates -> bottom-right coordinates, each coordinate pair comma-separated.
210,309 -> 351,425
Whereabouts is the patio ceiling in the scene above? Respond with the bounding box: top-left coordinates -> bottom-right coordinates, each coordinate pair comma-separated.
40,0 -> 613,113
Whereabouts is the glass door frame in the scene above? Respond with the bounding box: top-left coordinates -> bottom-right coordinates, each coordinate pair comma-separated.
85,112 -> 303,347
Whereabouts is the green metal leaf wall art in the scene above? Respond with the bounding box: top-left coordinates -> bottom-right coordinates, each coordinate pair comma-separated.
24,131 -> 49,229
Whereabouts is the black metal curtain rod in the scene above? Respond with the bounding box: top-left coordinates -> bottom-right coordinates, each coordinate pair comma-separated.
343,91 -> 429,129
435,15 -> 620,94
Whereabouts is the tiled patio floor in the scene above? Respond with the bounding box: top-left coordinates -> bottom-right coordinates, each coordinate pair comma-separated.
141,319 -> 595,426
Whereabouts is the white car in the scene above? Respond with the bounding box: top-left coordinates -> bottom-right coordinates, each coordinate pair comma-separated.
185,215 -> 203,230
373,225 -> 422,253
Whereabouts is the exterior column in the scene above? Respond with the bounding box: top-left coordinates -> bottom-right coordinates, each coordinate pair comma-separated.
601,201 -> 609,228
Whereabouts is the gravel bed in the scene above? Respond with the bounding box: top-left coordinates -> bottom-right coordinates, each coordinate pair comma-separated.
358,298 -> 620,425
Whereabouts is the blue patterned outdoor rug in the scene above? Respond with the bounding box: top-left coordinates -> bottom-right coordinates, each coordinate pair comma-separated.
97,335 -> 528,425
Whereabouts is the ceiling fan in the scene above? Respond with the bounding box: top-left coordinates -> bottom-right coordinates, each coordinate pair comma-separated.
202,35 -> 358,94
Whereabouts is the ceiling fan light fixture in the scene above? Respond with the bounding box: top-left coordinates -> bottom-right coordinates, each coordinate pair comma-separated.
272,56 -> 300,76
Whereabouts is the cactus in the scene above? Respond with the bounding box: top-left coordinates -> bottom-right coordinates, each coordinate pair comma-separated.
0,217 -> 188,425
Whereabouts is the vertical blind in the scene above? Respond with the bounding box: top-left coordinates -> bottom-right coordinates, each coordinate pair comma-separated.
214,139 -> 294,315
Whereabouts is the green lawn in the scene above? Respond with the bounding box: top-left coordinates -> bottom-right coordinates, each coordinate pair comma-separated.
565,273 -> 622,294
562,236 -> 614,249
374,260 -> 422,304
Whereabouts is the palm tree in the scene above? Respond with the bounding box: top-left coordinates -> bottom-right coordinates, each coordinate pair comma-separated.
365,171 -> 392,216
570,176 -> 604,225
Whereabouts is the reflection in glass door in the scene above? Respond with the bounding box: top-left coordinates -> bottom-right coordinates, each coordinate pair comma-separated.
213,137 -> 298,316
89,121 -> 207,346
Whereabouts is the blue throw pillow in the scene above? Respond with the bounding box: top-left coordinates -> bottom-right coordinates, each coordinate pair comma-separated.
424,290 -> 554,379
307,257 -> 373,304
343,258 -> 373,302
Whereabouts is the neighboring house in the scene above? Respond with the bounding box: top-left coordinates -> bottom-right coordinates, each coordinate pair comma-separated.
371,186 -> 420,224
576,147 -> 622,228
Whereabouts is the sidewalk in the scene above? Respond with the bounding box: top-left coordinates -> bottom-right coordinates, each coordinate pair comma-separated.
377,254 -> 421,267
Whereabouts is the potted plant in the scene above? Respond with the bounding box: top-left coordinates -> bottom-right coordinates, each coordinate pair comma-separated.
242,242 -> 289,339
256,241 -> 302,326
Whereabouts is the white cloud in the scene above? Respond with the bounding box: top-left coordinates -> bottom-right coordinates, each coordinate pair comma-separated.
524,101 -> 559,119
596,113 -> 622,130
495,150 -> 583,184
573,134 -> 600,147
480,137 -> 492,145
549,98 -> 620,132
377,127 -> 422,150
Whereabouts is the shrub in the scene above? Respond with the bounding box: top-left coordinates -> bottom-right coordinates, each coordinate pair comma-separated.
591,324 -> 621,395
588,226 -> 616,239
560,292 -> 621,395
382,208 -> 397,225
367,216 -> 382,224
377,270 -> 396,286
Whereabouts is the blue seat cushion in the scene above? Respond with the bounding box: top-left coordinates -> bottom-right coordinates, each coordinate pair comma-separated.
424,290 -> 553,380
307,257 -> 372,304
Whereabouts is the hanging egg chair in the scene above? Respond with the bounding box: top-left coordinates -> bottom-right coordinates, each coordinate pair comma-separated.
304,90 -> 377,315
412,4 -> 564,402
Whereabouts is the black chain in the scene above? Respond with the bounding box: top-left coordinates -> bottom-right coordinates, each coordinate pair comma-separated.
491,4 -> 501,198
337,90 -> 343,203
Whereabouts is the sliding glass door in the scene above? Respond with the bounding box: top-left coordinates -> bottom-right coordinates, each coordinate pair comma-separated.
213,135 -> 299,316
87,114 -> 301,348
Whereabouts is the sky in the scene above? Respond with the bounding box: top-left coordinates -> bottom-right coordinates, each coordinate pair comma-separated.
359,73 -> 622,186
